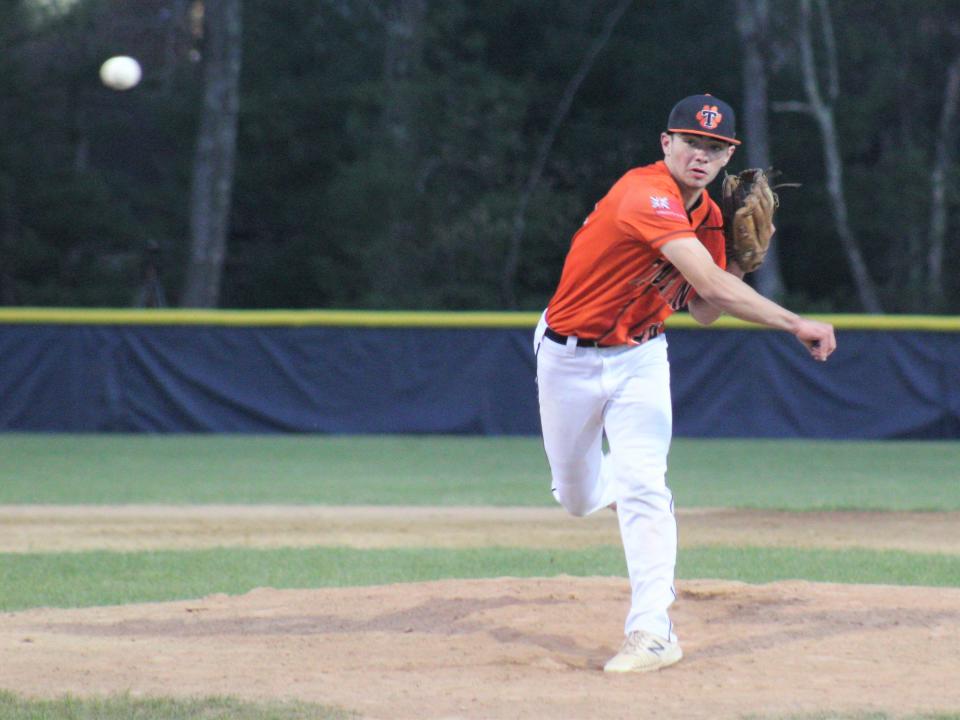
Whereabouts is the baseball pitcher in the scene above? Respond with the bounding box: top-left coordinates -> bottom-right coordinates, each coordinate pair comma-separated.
534,94 -> 836,673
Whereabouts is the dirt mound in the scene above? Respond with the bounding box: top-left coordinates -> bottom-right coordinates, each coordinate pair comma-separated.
3,577 -> 959,719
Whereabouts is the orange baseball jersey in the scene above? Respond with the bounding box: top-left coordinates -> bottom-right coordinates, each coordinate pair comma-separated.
546,160 -> 726,346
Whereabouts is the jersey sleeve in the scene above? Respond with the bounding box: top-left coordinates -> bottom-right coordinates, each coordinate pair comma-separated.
615,185 -> 695,249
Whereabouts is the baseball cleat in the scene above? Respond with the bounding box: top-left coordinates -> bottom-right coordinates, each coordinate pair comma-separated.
603,630 -> 682,673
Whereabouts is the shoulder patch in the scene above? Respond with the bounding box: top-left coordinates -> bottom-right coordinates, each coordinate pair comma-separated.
650,195 -> 688,222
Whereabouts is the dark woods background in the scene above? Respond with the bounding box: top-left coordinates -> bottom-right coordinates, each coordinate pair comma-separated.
1,0 -> 959,313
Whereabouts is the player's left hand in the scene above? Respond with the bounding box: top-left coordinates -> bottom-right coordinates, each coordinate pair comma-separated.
793,318 -> 836,362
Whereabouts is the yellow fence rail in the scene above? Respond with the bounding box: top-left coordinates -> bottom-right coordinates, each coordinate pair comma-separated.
0,307 -> 959,331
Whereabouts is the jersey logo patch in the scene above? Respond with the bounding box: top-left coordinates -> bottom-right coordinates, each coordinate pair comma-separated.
650,195 -> 687,222
696,104 -> 722,129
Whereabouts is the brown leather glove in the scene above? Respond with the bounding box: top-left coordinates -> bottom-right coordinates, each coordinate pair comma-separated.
720,168 -> 779,273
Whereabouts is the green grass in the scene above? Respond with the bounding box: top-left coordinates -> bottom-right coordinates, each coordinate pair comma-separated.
0,434 -> 548,506
0,698 -> 953,720
2,545 -> 957,612
0,546 -> 625,611
678,546 -> 960,587
0,435 -> 958,510
668,439 -> 960,511
0,691 -> 355,719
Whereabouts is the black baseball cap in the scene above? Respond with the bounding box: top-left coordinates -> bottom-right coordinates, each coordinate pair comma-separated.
667,93 -> 740,145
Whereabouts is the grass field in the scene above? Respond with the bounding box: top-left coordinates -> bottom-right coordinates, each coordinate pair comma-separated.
2,433 -> 958,719
2,434 -> 959,610
0,691 -> 354,720
2,545 -> 959,613
0,692 -> 953,720
1,434 -> 958,510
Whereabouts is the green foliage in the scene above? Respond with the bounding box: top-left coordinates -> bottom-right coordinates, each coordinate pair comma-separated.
0,0 -> 201,306
0,0 -> 959,310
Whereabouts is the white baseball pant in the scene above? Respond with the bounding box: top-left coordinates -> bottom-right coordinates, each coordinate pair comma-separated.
534,312 -> 678,641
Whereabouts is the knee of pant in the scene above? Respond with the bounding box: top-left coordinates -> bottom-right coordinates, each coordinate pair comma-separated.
554,486 -> 592,518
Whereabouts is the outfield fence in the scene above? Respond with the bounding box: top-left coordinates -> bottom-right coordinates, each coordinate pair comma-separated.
1,309 -> 958,438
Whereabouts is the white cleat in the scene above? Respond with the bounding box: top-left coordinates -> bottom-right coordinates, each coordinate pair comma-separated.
603,630 -> 682,673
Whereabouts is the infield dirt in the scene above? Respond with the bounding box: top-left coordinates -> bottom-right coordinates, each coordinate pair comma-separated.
1,506 -> 958,720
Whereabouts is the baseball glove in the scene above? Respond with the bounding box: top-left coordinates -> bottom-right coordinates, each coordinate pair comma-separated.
720,168 -> 786,273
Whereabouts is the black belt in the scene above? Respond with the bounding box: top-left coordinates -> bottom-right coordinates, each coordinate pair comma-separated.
544,325 -> 661,348
544,327 -> 602,347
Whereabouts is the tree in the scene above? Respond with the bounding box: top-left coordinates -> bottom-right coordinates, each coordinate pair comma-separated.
181,0 -> 243,307
375,0 -> 428,304
773,0 -> 882,313
2,0 -> 959,313
733,0 -> 785,300
926,52 -> 960,308
500,0 -> 633,308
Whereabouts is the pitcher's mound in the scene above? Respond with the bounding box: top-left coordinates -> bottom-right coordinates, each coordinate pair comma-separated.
2,577 -> 959,719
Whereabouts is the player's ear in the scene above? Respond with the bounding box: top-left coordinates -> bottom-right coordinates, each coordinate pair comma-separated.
660,132 -> 673,155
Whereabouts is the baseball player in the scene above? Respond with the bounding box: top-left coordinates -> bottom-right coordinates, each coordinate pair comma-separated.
534,94 -> 836,673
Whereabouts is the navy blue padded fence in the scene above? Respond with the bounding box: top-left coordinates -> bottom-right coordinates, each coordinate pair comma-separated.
0,320 -> 958,438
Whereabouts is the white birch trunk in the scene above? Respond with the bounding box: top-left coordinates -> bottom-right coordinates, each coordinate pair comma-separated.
775,0 -> 883,313
926,54 -> 960,307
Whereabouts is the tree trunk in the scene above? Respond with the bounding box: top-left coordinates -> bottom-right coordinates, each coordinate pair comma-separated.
774,0 -> 882,313
734,0 -> 784,300
181,0 -> 243,308
373,0 -> 427,303
160,0 -> 190,96
383,0 -> 426,153
501,0 -> 633,308
926,54 -> 960,309
0,175 -> 18,305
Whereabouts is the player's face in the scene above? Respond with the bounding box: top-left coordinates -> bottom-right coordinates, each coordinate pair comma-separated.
661,132 -> 735,200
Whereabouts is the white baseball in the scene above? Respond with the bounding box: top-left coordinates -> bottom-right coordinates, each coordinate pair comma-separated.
99,56 -> 142,91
